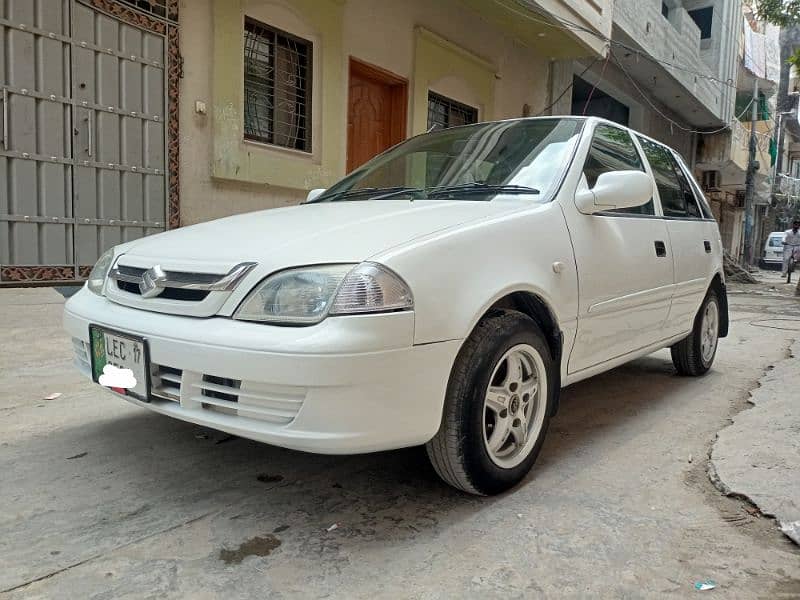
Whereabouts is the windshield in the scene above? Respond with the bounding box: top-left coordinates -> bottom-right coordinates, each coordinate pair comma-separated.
313,118 -> 583,202
769,236 -> 784,247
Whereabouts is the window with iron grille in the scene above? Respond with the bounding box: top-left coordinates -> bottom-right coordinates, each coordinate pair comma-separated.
244,18 -> 312,152
117,0 -> 168,20
427,92 -> 478,130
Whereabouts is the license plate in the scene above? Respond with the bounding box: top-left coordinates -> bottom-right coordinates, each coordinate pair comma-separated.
89,326 -> 150,400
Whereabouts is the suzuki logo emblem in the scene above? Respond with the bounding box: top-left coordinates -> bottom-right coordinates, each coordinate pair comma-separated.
139,265 -> 167,298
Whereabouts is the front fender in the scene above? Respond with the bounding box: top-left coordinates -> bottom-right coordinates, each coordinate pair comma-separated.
376,203 -> 579,347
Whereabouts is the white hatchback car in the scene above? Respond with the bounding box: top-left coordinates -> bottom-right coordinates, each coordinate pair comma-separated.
762,231 -> 786,268
65,117 -> 727,495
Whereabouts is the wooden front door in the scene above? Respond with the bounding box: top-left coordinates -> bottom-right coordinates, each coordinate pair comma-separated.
347,59 -> 407,172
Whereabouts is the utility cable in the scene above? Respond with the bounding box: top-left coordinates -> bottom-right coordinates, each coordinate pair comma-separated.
582,53 -> 611,115
501,0 -> 738,89
610,50 -> 755,135
534,55 -> 603,116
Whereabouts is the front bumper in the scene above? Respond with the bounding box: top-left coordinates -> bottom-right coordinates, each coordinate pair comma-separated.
64,288 -> 461,454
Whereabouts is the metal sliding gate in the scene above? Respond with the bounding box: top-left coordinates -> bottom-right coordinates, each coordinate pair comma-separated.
0,0 -> 167,284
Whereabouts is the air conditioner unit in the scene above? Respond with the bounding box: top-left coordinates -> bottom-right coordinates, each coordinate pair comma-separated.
701,170 -> 721,190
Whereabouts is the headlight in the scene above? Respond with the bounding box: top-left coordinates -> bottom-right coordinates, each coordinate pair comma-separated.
234,262 -> 413,324
86,249 -> 115,296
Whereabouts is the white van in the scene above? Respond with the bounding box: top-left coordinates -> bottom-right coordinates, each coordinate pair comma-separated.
762,231 -> 786,269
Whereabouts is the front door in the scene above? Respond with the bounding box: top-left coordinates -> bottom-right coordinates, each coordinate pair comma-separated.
0,0 -> 167,283
565,124 -> 674,374
347,59 -> 407,173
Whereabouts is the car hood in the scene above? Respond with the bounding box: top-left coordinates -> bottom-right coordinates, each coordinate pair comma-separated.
119,200 -> 526,271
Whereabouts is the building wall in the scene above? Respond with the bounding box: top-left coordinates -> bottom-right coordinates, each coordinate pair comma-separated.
553,58 -> 696,159
178,0 -> 555,225
612,0 -> 738,125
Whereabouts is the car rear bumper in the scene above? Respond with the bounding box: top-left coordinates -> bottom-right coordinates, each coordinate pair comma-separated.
64,288 -> 460,454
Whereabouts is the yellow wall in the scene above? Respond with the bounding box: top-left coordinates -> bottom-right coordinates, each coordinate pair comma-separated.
211,0 -> 346,190
178,0 -> 567,225
411,28 -> 496,135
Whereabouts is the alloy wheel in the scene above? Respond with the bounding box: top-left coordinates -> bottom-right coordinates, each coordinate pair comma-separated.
482,343 -> 547,469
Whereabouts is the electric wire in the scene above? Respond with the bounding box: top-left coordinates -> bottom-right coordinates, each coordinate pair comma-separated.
582,52 -> 611,115
501,0 -> 738,89
497,0 -> 773,137
609,50 -> 757,135
534,54 -> 603,116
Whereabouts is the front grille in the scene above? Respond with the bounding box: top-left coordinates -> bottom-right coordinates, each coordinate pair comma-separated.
190,375 -> 304,425
151,364 -> 182,402
113,265 -> 211,301
201,374 -> 241,402
116,278 -> 210,301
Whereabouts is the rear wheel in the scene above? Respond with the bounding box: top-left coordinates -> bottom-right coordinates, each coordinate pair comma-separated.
425,311 -> 556,495
670,292 -> 720,376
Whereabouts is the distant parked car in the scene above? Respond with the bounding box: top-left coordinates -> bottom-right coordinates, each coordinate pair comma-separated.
65,117 -> 728,495
761,231 -> 786,269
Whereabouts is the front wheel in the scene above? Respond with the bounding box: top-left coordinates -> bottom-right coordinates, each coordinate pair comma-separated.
670,292 -> 720,376
425,310 -> 557,495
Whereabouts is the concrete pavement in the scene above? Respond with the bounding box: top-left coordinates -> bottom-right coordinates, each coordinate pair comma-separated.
710,270 -> 800,547
1,284 -> 799,599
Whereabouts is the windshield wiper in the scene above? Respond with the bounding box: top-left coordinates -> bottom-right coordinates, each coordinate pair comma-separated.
427,182 -> 540,198
309,186 -> 409,203
311,186 -> 428,203
370,187 -> 427,200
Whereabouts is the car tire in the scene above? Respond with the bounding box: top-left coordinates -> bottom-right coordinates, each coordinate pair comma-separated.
670,291 -> 720,376
425,310 -> 557,495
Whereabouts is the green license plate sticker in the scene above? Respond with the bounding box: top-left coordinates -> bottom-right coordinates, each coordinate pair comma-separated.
90,326 -> 107,382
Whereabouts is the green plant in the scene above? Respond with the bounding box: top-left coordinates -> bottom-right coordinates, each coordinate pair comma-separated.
756,0 -> 800,26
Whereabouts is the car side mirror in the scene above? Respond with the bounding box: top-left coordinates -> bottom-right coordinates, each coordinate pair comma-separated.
306,188 -> 326,203
575,170 -> 653,215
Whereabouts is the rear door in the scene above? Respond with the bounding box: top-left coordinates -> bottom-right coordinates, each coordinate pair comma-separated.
637,137 -> 715,338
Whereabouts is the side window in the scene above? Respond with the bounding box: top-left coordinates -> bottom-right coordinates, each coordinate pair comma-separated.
637,137 -> 689,218
584,125 -> 653,215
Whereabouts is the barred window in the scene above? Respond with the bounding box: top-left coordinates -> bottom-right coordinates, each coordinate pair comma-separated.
117,0 -> 167,20
244,18 -> 312,152
427,92 -> 478,130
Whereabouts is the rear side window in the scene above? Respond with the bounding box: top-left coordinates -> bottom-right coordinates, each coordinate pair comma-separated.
584,125 -> 653,215
637,137 -> 702,218
674,153 -> 713,218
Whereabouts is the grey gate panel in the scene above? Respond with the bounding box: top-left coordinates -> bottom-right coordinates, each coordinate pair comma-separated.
0,0 -> 73,268
0,0 -> 167,282
71,0 -> 166,267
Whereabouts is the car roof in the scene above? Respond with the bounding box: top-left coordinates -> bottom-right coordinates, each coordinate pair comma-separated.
439,115 -> 675,150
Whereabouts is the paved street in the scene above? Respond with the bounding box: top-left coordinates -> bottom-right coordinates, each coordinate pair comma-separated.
1,282 -> 799,599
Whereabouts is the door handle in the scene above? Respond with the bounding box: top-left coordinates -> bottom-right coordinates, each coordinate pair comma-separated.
654,240 -> 667,257
704,240 -> 712,254
84,111 -> 93,157
1,87 -> 8,150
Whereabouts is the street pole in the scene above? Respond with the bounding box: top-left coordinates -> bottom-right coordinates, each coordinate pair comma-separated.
743,78 -> 759,266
